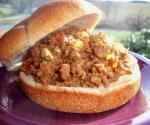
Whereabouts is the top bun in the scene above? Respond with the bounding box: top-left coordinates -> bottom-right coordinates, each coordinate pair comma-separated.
0,0 -> 102,71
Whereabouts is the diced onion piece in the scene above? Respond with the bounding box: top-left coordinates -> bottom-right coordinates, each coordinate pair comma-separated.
43,48 -> 54,60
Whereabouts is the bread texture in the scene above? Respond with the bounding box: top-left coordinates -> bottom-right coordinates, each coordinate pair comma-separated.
20,55 -> 141,113
0,0 -> 102,71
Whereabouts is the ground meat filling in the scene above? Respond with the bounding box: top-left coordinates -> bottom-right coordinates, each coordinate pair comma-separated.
21,29 -> 132,87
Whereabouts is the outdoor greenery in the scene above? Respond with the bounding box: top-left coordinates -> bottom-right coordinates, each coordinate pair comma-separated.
122,29 -> 150,58
0,11 -> 5,17
102,29 -> 150,59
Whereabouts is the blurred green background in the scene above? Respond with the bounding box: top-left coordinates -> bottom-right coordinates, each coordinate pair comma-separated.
0,0 -> 150,58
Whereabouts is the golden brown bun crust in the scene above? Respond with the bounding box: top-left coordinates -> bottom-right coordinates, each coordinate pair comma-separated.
0,0 -> 102,70
19,55 -> 141,113
0,26 -> 27,67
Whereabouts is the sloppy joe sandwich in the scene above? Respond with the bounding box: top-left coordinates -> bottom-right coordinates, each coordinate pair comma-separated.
0,0 -> 140,113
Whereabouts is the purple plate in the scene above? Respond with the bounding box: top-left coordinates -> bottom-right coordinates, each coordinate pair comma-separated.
0,52 -> 150,125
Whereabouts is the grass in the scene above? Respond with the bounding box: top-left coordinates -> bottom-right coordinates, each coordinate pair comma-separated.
94,29 -> 131,43
94,29 -> 141,44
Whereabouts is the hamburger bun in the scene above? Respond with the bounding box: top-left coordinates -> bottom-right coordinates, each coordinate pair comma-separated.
0,0 -> 102,71
20,55 -> 140,113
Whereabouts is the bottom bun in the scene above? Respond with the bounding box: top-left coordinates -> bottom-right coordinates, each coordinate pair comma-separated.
19,55 -> 140,113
